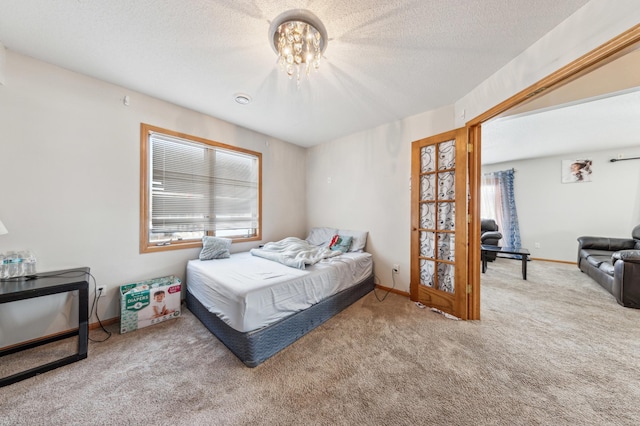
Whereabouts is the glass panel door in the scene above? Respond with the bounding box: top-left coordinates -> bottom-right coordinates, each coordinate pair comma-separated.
411,128 -> 468,319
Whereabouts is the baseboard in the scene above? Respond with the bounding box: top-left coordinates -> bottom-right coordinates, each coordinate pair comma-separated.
530,257 -> 577,265
0,318 -> 121,351
0,328 -> 81,352
90,317 -> 119,330
375,284 -> 410,298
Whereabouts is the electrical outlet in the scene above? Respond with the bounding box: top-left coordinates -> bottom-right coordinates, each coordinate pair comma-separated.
534,242 -> 541,249
392,264 -> 399,274
97,285 -> 107,295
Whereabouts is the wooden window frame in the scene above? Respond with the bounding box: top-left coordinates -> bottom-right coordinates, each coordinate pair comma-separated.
139,123 -> 262,253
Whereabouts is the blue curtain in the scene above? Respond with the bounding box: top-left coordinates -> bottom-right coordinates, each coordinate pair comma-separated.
482,168 -> 522,248
496,169 -> 522,248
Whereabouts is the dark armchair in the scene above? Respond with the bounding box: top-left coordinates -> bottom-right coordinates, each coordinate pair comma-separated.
481,219 -> 503,261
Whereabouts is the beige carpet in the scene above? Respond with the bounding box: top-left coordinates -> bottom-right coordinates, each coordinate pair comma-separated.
2,258 -> 640,425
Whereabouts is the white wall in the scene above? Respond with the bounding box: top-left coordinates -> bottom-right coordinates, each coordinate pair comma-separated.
306,106 -> 455,293
482,147 -> 640,262
0,52 -> 307,347
0,42 -> 5,85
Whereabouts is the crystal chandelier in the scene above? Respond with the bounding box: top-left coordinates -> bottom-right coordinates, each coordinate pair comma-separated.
269,10 -> 328,84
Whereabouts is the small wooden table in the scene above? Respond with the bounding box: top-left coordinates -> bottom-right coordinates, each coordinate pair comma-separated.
481,245 -> 530,280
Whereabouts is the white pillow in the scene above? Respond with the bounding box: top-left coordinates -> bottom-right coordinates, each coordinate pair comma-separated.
338,229 -> 368,252
199,236 -> 231,260
305,227 -> 338,246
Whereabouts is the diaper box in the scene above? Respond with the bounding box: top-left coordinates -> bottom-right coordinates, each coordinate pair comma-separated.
120,275 -> 181,334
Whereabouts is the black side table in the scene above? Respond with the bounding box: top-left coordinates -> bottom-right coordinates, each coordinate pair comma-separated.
480,245 -> 530,280
0,267 -> 90,387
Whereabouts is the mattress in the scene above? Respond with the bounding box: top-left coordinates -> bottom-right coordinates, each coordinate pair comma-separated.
186,274 -> 374,367
186,251 -> 373,332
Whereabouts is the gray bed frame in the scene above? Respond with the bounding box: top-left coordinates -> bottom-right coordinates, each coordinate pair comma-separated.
186,274 -> 374,367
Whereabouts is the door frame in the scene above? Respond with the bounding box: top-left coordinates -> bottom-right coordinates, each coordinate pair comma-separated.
466,24 -> 640,319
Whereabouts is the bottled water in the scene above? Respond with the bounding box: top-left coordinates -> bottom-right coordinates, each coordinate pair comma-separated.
0,254 -> 6,279
0,250 -> 36,278
6,251 -> 21,278
22,250 -> 37,276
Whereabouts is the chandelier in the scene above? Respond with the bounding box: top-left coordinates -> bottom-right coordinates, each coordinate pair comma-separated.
268,10 -> 328,83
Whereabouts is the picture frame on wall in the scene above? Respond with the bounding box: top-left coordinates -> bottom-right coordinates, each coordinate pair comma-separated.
562,159 -> 592,183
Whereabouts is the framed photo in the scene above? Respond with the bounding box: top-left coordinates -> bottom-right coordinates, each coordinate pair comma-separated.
562,159 -> 592,183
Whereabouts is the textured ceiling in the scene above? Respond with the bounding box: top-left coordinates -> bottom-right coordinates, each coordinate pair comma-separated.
0,0 -> 591,147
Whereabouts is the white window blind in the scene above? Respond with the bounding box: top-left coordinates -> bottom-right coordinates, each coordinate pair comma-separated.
149,131 -> 259,243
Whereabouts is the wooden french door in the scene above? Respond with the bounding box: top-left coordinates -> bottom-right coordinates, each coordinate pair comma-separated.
410,128 -> 469,319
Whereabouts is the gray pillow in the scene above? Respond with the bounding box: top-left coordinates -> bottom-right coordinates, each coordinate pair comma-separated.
306,227 -> 338,246
199,236 -> 231,260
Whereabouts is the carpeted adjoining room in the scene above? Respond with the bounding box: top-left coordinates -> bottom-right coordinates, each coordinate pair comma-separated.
2,258 -> 639,425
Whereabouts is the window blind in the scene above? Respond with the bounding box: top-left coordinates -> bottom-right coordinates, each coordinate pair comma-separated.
149,132 -> 259,240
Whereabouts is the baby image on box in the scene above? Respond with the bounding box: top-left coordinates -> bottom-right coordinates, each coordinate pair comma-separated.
151,290 -> 174,318
137,288 -> 180,326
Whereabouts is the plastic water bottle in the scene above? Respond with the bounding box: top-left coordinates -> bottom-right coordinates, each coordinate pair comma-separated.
6,251 -> 21,278
4,251 -> 12,277
0,254 -> 6,279
22,250 -> 37,276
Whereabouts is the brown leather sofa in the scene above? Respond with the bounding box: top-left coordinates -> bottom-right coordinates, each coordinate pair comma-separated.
577,225 -> 640,308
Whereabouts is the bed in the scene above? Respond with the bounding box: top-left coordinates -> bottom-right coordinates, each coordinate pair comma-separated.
185,228 -> 374,367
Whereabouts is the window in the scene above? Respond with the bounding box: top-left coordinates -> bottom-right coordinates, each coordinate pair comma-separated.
481,169 -> 521,248
140,124 -> 261,253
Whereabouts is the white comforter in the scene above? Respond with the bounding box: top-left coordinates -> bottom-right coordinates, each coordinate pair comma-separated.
249,237 -> 341,269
